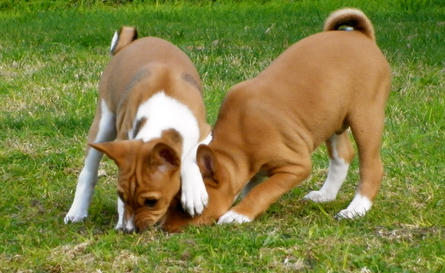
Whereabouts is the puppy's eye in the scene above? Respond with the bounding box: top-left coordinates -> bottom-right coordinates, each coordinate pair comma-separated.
145,198 -> 158,208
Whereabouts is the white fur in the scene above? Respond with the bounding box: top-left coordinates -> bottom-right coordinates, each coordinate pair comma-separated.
336,193 -> 372,219
115,199 -> 136,232
110,31 -> 118,54
65,91 -> 208,229
217,210 -> 251,224
131,91 -> 200,156
304,135 -> 350,202
125,215 -> 136,232
302,135 -> 373,219
180,133 -> 212,216
115,198 -> 125,230
132,91 -> 208,217
64,99 -> 116,224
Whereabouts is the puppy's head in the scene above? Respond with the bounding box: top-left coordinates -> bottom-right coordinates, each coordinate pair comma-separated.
90,140 -> 180,233
160,144 -> 235,233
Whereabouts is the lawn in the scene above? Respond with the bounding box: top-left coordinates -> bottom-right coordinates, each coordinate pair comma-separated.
1,0 -> 445,272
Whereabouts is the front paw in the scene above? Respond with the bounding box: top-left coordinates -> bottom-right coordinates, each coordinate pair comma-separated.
64,211 -> 87,224
335,208 -> 367,220
217,210 -> 251,224
181,180 -> 209,217
335,194 -> 372,220
115,222 -> 124,231
115,218 -> 136,233
303,190 -> 336,203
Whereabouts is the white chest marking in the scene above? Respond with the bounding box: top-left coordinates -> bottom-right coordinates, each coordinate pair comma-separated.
129,91 -> 200,159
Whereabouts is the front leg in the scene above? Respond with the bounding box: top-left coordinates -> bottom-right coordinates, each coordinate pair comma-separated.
64,148 -> 103,223
218,162 -> 312,224
64,99 -> 116,223
241,171 -> 267,198
181,133 -> 212,216
115,197 -> 125,230
115,198 -> 136,232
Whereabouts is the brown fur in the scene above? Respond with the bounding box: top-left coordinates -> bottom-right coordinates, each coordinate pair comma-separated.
85,27 -> 210,232
160,8 -> 391,233
111,27 -> 138,55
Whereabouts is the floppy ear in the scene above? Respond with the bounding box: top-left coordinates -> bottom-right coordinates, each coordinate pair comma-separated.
89,141 -> 134,168
197,144 -> 219,187
151,142 -> 180,172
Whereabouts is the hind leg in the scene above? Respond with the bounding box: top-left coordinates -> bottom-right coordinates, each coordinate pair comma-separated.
304,131 -> 354,202
336,111 -> 385,219
65,99 -> 117,223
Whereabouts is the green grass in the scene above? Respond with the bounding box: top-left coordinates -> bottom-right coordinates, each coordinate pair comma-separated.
1,0 -> 445,272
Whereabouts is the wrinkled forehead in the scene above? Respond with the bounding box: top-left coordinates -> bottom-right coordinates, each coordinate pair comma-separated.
117,179 -> 165,198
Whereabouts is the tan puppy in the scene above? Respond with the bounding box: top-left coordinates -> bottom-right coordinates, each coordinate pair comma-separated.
160,8 -> 391,233
64,27 -> 211,232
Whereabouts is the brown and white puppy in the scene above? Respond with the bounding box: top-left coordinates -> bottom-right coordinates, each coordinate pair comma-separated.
160,8 -> 391,232
64,27 -> 211,233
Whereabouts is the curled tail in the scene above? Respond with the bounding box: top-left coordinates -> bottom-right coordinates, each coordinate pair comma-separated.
323,8 -> 375,42
110,26 -> 138,55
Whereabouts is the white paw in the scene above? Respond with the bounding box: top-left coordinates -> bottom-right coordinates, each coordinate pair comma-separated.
335,208 -> 366,219
303,191 -> 336,203
217,210 -> 251,224
115,216 -> 136,233
335,193 -> 372,219
181,182 -> 208,216
180,134 -> 213,216
180,161 -> 209,216
64,209 -> 88,224
115,222 -> 124,230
